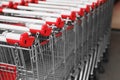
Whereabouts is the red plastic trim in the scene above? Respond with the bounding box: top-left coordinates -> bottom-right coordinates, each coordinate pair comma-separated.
86,5 -> 90,13
1,1 -> 13,8
14,0 -> 25,5
80,6 -> 90,13
87,3 -> 96,10
6,33 -> 35,47
96,0 -> 106,6
1,4 -> 7,8
24,2 -> 29,6
11,23 -> 25,26
78,8 -> 85,16
91,2 -> 95,9
46,17 -> 64,29
0,7 -> 3,13
19,32 -> 35,47
40,0 -> 46,1
13,4 -> 18,9
8,1 -> 13,8
66,26 -> 74,30
24,0 -> 38,5
61,11 -> 76,21
55,32 -> 62,37
55,17 -> 64,28
94,1 -> 100,7
26,0 -> 33,2
92,2 -> 97,9
24,0 -> 38,3
70,11 -> 76,21
30,24 -> 52,37
34,0 -> 39,3
20,0 -> 25,5
40,40 -> 49,46
5,23 -> 25,26
0,63 -> 17,80
98,0 -> 106,4
6,39 -> 19,45
33,0 -> 38,4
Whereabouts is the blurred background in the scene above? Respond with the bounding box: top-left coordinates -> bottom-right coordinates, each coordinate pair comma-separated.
112,0 -> 120,29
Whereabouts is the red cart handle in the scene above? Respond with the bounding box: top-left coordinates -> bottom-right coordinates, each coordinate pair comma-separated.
29,24 -> 52,37
6,32 -> 35,47
46,17 -> 64,29
61,11 -> 76,21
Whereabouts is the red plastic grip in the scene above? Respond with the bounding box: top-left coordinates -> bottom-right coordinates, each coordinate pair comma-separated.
13,3 -> 18,9
46,17 -> 64,29
24,0 -> 38,3
8,1 -> 13,8
6,32 -> 35,47
92,2 -> 97,9
89,2 -> 96,10
20,0 -> 25,5
98,0 -> 106,4
61,11 -> 76,21
30,24 -> 52,37
13,0 -> 25,5
92,1 -> 100,7
78,8 -> 84,16
24,2 -> 29,6
0,63 -> 17,80
80,5 -> 90,13
0,7 -> 3,13
86,5 -> 90,13
34,0 -> 39,3
1,1 -> 13,8
96,0 -> 105,6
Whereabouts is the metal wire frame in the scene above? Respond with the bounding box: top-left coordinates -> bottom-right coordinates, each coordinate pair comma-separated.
0,0 -> 114,80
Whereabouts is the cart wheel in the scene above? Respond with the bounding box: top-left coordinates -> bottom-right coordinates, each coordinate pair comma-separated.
97,62 -> 105,74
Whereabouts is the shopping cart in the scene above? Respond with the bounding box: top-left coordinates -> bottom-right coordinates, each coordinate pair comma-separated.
0,0 -> 114,80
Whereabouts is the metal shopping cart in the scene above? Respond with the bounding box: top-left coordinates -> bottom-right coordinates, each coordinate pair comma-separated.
0,0 -> 114,80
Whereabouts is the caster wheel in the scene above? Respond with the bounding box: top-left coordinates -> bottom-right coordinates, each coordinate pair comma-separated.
97,62 -> 105,74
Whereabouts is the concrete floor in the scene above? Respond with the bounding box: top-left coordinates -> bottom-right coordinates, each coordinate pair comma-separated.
99,31 -> 120,80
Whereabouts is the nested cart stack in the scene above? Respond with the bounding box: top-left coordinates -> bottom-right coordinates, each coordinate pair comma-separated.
0,0 -> 114,80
